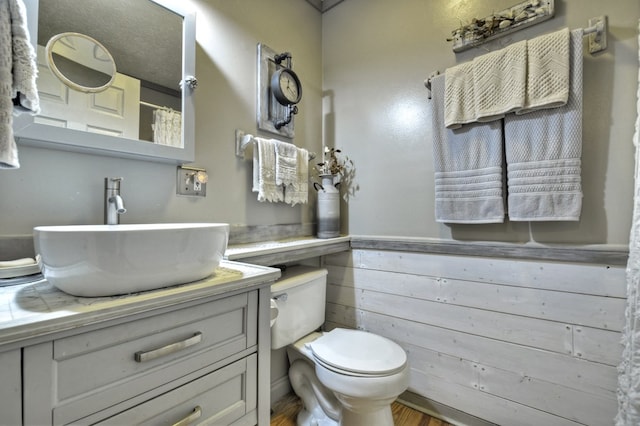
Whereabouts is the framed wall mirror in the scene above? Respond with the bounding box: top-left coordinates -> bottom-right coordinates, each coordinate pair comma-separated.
14,0 -> 196,164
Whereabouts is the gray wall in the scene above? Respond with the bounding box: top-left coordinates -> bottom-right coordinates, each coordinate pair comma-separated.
0,0 -> 322,241
323,0 -> 639,246
1,0 -> 636,248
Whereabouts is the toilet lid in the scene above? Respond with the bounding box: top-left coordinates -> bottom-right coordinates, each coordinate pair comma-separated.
308,328 -> 407,375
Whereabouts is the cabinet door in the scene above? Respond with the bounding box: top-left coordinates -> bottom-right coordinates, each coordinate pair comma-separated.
0,349 -> 21,425
96,354 -> 257,425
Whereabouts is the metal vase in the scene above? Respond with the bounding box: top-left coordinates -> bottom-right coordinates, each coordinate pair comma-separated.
314,174 -> 340,239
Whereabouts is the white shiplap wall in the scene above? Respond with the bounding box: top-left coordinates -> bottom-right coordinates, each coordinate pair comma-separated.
324,249 -> 626,426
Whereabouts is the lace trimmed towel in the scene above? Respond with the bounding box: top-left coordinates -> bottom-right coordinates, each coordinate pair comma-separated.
275,140 -> 309,206
1,0 -> 40,169
252,137 -> 309,205
518,27 -> 570,115
284,147 -> 309,206
275,140 -> 298,187
152,108 -> 182,147
431,74 -> 505,223
252,137 -> 283,203
503,29 -> 583,221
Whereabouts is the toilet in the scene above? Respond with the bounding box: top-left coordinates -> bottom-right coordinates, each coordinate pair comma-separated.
271,266 -> 409,426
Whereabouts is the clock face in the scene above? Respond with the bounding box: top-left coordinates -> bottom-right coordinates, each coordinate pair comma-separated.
280,72 -> 299,102
271,68 -> 302,105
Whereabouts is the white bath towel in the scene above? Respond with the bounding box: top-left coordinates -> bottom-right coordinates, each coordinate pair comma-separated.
473,40 -> 527,123
444,62 -> 476,129
504,29 -> 583,221
0,0 -> 40,169
431,74 -> 505,223
252,137 -> 284,203
284,147 -> 309,206
517,28 -> 570,114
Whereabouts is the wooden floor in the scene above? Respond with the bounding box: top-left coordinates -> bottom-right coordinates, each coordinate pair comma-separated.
271,393 -> 453,426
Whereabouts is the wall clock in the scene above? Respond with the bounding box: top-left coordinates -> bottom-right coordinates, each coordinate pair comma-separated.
270,67 -> 302,106
256,43 -> 301,138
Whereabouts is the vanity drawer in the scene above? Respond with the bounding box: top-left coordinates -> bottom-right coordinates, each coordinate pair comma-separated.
51,291 -> 258,424
96,354 -> 257,426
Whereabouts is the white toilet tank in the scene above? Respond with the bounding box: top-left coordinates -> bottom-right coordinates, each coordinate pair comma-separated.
271,266 -> 328,350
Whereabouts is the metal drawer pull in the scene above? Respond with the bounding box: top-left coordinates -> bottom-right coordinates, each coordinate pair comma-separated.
134,332 -> 203,363
172,406 -> 202,426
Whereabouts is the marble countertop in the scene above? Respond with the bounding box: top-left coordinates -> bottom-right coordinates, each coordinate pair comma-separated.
0,260 -> 280,348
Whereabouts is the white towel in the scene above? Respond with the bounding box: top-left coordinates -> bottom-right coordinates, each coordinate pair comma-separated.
504,29 -> 583,221
284,147 -> 309,206
517,28 -> 570,114
152,109 -> 182,147
444,62 -> 476,129
252,137 -> 283,203
275,140 -> 298,186
473,40 -> 527,123
431,74 -> 505,224
0,0 -> 40,169
444,40 -> 527,128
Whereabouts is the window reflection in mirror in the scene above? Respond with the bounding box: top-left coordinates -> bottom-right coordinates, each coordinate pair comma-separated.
36,0 -> 183,146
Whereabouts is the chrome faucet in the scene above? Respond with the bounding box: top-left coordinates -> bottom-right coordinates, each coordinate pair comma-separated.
104,177 -> 126,225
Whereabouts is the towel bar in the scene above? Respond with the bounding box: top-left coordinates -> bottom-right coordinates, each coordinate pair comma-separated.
235,129 -> 316,160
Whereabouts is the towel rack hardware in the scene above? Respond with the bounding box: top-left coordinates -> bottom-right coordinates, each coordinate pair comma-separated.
140,101 -> 176,111
424,71 -> 440,100
584,16 -> 607,54
235,129 -> 316,161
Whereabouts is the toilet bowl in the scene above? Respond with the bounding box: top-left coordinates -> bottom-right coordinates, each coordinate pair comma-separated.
271,266 -> 409,426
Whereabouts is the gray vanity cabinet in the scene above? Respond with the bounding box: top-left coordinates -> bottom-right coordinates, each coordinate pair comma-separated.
0,348 -> 22,425
22,290 -> 262,425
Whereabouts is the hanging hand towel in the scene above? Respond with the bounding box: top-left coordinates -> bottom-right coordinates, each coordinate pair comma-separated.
504,29 -> 583,221
9,0 -> 39,114
517,28 -> 570,115
252,137 -> 284,202
275,140 -> 298,187
1,0 -> 40,169
152,109 -> 182,147
431,74 -> 505,223
284,147 -> 309,206
444,62 -> 476,129
473,40 -> 527,123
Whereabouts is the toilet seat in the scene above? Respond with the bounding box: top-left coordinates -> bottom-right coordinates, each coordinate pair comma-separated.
307,328 -> 407,377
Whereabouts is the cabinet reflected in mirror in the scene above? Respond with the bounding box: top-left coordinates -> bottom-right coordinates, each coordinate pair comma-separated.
15,0 -> 196,164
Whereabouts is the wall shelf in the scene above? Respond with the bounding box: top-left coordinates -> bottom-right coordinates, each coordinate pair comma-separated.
448,0 -> 555,53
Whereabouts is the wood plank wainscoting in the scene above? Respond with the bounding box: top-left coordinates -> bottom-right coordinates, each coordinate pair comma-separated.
323,237 -> 628,426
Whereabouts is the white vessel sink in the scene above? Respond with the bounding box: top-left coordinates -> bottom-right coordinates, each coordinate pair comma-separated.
33,223 -> 229,297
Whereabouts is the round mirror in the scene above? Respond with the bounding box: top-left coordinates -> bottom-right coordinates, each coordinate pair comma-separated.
45,32 -> 116,93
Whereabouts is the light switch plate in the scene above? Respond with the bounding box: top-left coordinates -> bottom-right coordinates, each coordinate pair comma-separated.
176,167 -> 206,197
